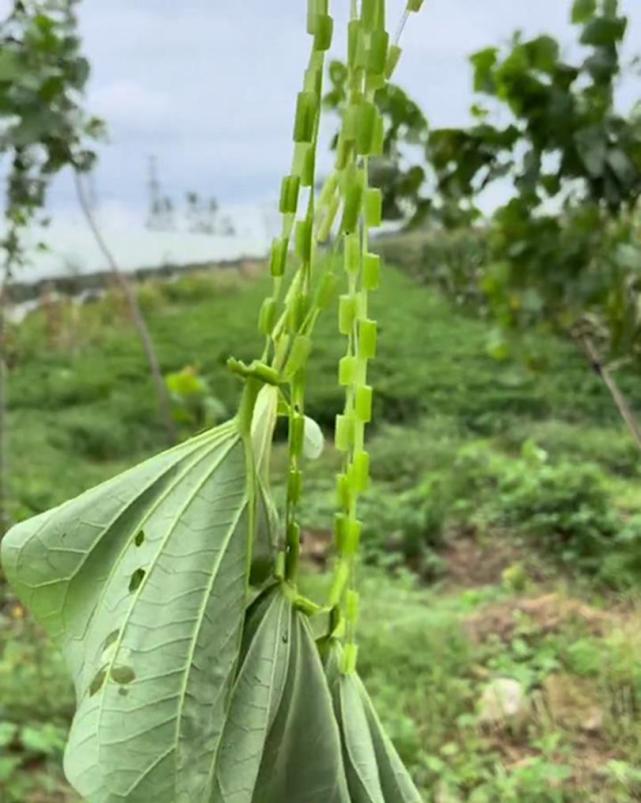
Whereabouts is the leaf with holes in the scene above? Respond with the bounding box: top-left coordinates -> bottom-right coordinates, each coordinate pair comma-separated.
1,417 -> 269,803
326,647 -> 423,803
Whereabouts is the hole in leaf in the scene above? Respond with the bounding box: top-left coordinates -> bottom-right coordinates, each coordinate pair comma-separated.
89,668 -> 107,697
129,568 -> 145,592
111,665 -> 136,685
134,531 -> 145,547
103,630 -> 119,651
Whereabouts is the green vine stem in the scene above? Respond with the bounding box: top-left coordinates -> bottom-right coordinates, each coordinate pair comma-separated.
326,0 -> 424,674
256,0 -> 334,587
252,0 -> 423,657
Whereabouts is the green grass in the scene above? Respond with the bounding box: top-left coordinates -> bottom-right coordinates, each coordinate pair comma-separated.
6,260 -> 640,525
3,260 -> 641,800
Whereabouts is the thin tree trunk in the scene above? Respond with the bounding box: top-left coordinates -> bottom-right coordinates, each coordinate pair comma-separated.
74,171 -> 177,445
0,277 -> 9,538
581,335 -> 641,453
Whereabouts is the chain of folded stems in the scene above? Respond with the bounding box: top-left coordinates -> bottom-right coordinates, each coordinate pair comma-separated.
252,0 -> 424,673
0,2 -> 427,800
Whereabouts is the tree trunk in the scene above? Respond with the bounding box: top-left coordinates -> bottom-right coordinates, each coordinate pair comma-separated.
74,172 -> 177,445
580,335 -> 641,453
0,277 -> 10,539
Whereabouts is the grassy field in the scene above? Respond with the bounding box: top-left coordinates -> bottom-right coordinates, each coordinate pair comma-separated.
2,259 -> 641,801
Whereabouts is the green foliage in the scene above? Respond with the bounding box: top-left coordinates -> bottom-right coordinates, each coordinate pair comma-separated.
52,407 -> 136,461
489,450 -> 641,586
497,419 -> 640,477
325,646 -> 422,802
497,460 -> 617,567
352,1 -> 641,380
469,758 -> 572,803
300,477 -> 446,576
165,365 -> 227,433
0,720 -> 73,803
1,1 -> 434,799
324,60 -> 430,226
7,250 -> 641,800
3,424 -> 251,801
0,0 -> 102,260
426,1 -> 641,367
15,266 -> 641,442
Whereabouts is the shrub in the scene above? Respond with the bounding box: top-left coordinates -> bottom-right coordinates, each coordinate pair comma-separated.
498,419 -> 640,477
165,365 -> 227,433
300,479 -> 446,577
55,411 -> 132,462
496,460 -> 618,570
368,417 -> 460,489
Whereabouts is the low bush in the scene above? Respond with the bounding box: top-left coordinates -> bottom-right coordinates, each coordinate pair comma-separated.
496,459 -> 618,572
498,419 -> 640,478
299,479 -> 446,577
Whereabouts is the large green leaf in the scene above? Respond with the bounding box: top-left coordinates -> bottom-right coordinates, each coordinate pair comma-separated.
211,588 -> 291,802
254,602 -> 350,802
1,419 -> 258,802
212,585 -> 350,802
326,646 -> 423,803
357,677 -> 423,803
327,655 -> 385,803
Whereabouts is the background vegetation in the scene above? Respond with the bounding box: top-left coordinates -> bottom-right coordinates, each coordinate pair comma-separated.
3,258 -> 641,801
2,0 -> 641,800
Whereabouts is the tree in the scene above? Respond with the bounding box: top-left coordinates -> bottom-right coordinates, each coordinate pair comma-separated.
0,1 -> 177,536
324,58 -> 431,226
0,0 -> 102,530
340,0 -> 641,445
74,172 -> 178,444
426,0 -> 641,443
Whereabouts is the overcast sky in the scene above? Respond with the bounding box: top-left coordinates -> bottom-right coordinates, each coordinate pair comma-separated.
1,0 -> 640,272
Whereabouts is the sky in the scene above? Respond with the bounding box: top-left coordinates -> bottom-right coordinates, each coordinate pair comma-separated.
1,0 -> 640,275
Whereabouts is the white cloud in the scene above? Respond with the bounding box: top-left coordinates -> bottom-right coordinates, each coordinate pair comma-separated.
3,0 -> 640,276
91,81 -> 171,131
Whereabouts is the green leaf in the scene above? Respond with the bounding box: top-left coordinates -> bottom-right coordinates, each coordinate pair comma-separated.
254,607 -> 350,802
0,50 -> 22,83
571,0 -> 596,24
211,589 -> 291,802
327,653 -> 385,803
575,126 -> 607,178
470,47 -> 498,93
1,420 -> 256,802
326,647 -> 423,803
580,16 -> 627,48
213,586 -> 354,802
523,36 -> 559,73
607,148 -> 635,186
356,676 -> 423,803
304,415 -> 325,460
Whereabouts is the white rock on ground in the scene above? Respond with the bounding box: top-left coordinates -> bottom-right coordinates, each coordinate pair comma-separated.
478,677 -> 528,724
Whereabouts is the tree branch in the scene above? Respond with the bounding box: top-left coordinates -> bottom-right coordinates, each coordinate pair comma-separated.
580,335 -> 641,453
74,171 -> 177,445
